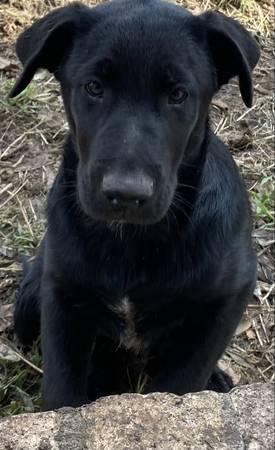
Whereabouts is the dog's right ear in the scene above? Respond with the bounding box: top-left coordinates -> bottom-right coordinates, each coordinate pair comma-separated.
198,11 -> 260,108
10,2 -> 92,98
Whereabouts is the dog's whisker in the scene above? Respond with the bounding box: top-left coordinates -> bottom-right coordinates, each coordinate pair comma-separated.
49,192 -> 78,214
177,183 -> 198,191
173,193 -> 194,210
179,161 -> 199,169
167,206 -> 179,232
165,213 -> 170,233
108,221 -> 126,240
64,168 -> 77,173
170,198 -> 195,230
61,183 -> 77,188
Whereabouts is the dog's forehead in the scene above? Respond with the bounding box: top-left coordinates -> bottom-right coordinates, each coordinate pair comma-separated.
95,2 -> 192,52
95,0 -> 192,20
72,5 -> 199,80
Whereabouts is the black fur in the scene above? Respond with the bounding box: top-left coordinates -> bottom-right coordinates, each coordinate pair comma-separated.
12,0 -> 259,410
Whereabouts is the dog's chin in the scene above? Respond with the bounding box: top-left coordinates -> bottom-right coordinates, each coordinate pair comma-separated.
86,209 -> 167,226
78,199 -> 169,226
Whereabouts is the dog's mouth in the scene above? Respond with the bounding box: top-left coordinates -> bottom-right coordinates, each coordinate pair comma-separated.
77,187 -> 171,226
82,204 -> 169,226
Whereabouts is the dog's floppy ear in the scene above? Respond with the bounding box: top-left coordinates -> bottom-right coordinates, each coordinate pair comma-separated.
10,2 -> 91,98
199,11 -> 260,107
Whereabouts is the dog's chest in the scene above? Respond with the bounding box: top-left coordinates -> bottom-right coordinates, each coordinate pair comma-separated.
110,297 -> 148,354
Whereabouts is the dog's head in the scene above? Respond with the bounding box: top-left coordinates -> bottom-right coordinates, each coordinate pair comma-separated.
11,0 -> 260,225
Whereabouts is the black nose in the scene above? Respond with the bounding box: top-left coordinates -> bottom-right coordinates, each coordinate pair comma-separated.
102,173 -> 154,207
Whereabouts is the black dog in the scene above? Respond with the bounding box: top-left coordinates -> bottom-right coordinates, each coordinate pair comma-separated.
11,0 -> 260,411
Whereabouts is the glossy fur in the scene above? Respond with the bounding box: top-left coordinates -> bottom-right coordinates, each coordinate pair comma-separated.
12,0 -> 259,410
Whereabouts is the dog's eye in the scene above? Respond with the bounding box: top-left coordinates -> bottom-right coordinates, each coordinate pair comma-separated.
85,80 -> 104,98
168,86 -> 188,104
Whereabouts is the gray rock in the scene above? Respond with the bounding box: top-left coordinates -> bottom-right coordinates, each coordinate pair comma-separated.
0,383 -> 273,450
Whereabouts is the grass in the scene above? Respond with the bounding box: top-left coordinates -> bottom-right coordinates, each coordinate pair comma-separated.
0,205 -> 45,254
1,79 -> 35,111
251,176 -> 274,225
1,77 -> 61,120
216,0 -> 254,7
0,340 -> 42,417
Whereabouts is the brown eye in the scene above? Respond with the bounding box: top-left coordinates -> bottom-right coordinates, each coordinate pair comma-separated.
85,80 -> 104,98
168,86 -> 188,104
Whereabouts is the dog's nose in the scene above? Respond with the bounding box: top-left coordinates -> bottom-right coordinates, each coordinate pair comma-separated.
102,173 -> 154,207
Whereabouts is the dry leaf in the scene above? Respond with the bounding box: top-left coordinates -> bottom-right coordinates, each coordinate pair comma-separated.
235,318 -> 252,336
0,340 -> 19,362
1,262 -> 21,272
218,360 -> 241,386
212,99 -> 229,111
0,278 -> 14,290
0,246 -> 16,259
0,56 -> 11,70
0,303 -> 14,333
253,228 -> 275,248
246,329 -> 256,340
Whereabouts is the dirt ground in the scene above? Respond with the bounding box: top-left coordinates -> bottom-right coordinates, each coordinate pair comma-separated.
0,0 -> 274,416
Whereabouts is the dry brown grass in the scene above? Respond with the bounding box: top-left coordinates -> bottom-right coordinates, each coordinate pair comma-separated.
0,0 -> 274,41
0,0 -> 274,415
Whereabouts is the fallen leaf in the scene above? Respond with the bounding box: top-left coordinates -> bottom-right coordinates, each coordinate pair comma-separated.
0,246 -> 16,259
235,318 -> 252,336
34,69 -> 49,81
15,387 -> 35,412
0,262 -> 21,272
218,360 -> 241,386
212,99 -> 229,111
253,228 -> 275,248
0,56 -> 11,70
246,329 -> 256,340
0,340 -> 19,362
0,303 -> 14,333
0,278 -> 14,290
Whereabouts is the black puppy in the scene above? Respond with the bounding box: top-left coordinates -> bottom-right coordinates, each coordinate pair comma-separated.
11,0 -> 260,411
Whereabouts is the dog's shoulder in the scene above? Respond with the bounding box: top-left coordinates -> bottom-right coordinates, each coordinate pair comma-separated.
197,131 -> 249,220
189,131 -> 252,263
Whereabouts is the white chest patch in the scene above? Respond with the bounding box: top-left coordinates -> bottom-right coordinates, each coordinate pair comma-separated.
111,297 -> 147,354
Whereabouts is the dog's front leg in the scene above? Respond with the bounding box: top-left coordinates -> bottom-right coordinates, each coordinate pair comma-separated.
145,292 -> 250,395
41,284 -> 96,411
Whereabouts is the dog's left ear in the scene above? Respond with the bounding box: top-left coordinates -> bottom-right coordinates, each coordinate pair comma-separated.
199,11 -> 260,107
9,2 -> 92,98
